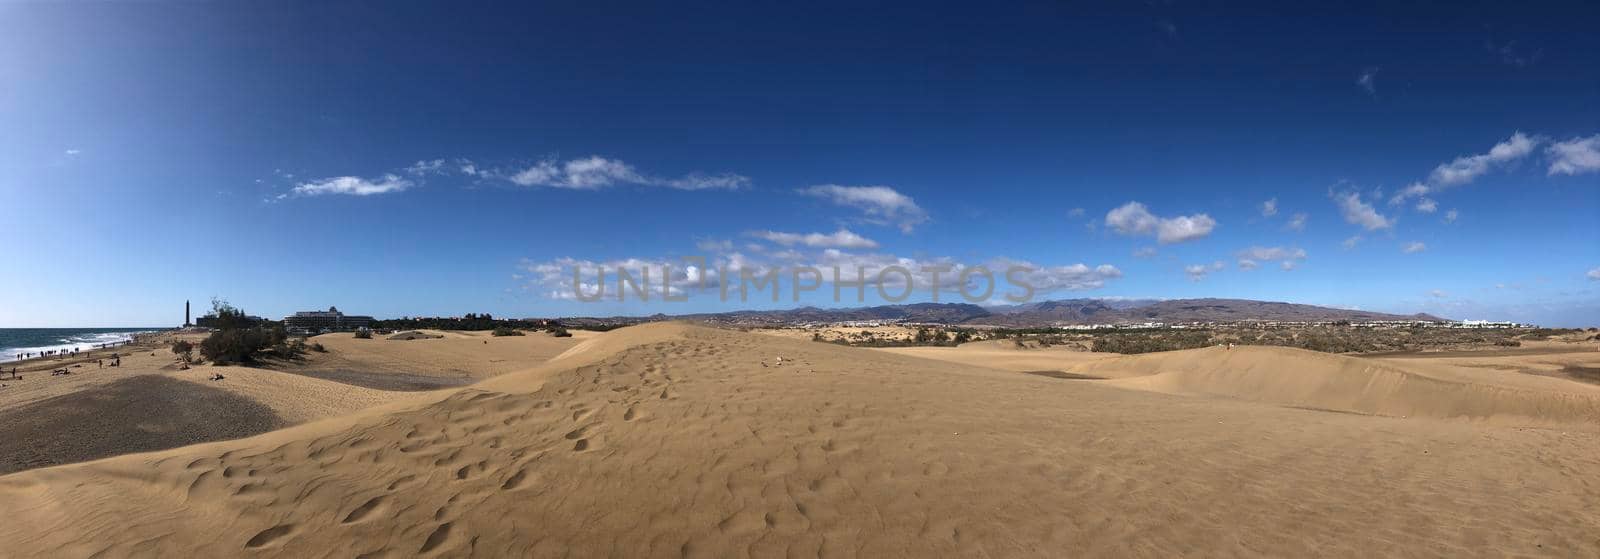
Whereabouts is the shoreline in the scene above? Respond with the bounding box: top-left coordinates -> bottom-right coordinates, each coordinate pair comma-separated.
1,330 -> 173,368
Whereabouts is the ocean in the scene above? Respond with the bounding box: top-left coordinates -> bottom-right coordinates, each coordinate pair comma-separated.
0,328 -> 164,362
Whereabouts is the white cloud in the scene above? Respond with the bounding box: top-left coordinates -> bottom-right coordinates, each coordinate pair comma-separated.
405,159 -> 446,176
1443,209 -> 1458,224
1260,198 -> 1278,217
1388,182 -> 1431,206
509,156 -> 748,191
661,173 -> 753,191
1067,207 -> 1086,218
1587,267 -> 1600,281
1342,235 -> 1362,250
1388,133 -> 1543,207
291,174 -> 414,197
1429,289 -> 1448,298
799,185 -> 929,233
64,149 -> 81,155
748,229 -> 879,249
510,157 -> 639,189
1488,41 -> 1541,67
1333,191 -> 1393,231
1415,198 -> 1437,213
1280,261 -> 1298,271
1285,212 -> 1307,232
1357,67 -> 1378,95
1547,134 -> 1600,176
695,239 -> 733,253
1236,246 -> 1307,271
1402,241 -> 1427,254
1426,132 -> 1540,187
1132,246 -> 1158,258
1104,201 -> 1216,244
996,258 -> 1124,292
1185,261 -> 1225,282
520,249 -> 1123,302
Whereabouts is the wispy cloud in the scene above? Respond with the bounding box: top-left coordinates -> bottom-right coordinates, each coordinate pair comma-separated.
799,185 -> 929,233
405,159 -> 447,176
1185,261 -> 1225,282
1443,209 -> 1459,224
1415,198 -> 1437,213
520,247 -> 1123,301
694,239 -> 733,253
1104,201 -> 1216,244
1332,190 -> 1393,231
1547,134 -> 1600,176
1342,235 -> 1362,250
1402,241 -> 1427,254
1285,212 -> 1307,232
291,174 -> 414,197
507,156 -> 748,191
1260,198 -> 1278,217
1388,133 -> 1542,207
1236,246 -> 1306,271
1588,267 -> 1600,281
1427,132 -> 1539,187
1487,40 -> 1541,67
748,229 -> 879,249
1356,67 -> 1379,96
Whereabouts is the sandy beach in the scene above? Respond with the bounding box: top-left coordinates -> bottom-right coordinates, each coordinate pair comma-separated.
0,323 -> 1596,557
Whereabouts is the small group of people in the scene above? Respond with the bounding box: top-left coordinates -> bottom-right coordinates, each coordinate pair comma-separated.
11,340 -> 135,363
14,347 -> 79,360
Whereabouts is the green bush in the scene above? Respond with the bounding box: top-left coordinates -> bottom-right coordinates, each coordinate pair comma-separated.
200,327 -> 274,364
1091,331 -> 1213,354
550,327 -> 572,338
353,329 -> 372,339
310,341 -> 327,352
492,326 -> 524,337
171,340 -> 194,363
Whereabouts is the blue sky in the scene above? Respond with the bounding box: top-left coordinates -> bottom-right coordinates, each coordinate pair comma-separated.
1,1 -> 1596,327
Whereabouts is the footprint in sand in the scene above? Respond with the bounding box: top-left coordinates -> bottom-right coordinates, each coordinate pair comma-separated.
244,523 -> 296,549
419,522 -> 453,554
342,495 -> 388,524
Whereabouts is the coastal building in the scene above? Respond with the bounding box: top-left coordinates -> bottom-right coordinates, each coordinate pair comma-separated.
284,306 -> 374,333
193,313 -> 270,328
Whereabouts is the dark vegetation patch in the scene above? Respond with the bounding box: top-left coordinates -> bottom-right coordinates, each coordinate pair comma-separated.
0,375 -> 284,475
269,368 -> 473,391
1560,365 -> 1600,385
1020,370 -> 1105,380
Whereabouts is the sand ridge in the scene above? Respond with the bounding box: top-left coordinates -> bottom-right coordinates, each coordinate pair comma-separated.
1,323 -> 1597,557
1062,345 -> 1600,427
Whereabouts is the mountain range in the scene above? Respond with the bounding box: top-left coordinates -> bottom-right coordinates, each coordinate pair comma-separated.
559,298 -> 1446,328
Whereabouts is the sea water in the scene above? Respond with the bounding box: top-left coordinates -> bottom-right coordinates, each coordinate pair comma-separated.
0,328 -> 162,362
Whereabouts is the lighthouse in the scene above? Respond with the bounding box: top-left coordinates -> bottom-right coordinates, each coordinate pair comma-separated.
185,300 -> 191,327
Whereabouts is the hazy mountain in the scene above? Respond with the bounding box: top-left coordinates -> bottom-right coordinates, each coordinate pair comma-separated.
972,298 -> 1444,326
560,298 -> 1446,327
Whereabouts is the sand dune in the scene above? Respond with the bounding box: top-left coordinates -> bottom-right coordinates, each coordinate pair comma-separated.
1064,345 -> 1600,427
0,330 -> 588,477
2,324 -> 1598,557
289,330 -> 593,389
874,340 -> 1117,374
